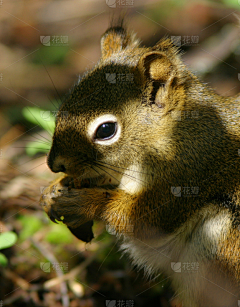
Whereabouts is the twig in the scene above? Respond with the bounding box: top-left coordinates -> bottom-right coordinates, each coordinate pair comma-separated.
44,240 -> 112,289
3,269 -> 30,290
3,289 -> 26,305
30,237 -> 69,307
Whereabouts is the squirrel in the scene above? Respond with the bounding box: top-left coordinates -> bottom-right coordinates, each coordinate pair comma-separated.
40,24 -> 240,306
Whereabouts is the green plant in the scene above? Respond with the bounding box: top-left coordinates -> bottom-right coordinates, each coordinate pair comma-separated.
18,215 -> 42,241
0,231 -> 18,266
22,106 -> 55,156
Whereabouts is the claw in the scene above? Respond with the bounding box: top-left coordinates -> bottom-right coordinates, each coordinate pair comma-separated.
49,207 -> 60,223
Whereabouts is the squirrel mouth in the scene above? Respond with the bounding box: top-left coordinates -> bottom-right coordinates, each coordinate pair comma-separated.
71,175 -> 115,189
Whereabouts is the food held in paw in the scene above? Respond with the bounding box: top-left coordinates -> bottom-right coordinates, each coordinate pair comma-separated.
68,221 -> 94,243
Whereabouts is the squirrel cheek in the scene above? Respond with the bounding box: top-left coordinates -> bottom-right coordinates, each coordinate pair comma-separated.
119,164 -> 145,195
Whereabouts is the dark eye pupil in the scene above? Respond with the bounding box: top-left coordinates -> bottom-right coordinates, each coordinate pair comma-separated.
96,122 -> 116,140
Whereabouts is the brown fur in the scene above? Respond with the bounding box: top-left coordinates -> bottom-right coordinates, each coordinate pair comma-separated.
40,25 -> 240,305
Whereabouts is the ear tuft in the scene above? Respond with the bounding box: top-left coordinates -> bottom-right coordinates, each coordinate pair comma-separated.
137,49 -> 186,107
101,26 -> 140,60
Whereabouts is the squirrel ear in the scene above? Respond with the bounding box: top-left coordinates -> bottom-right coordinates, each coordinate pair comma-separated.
138,51 -> 174,85
101,26 -> 139,60
137,51 -> 182,107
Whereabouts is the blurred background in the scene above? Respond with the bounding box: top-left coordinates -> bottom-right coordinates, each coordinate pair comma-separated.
1,0 -> 240,306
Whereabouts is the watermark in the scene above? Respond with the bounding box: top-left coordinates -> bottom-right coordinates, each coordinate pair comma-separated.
0,73 -> 3,82
40,35 -> 69,47
171,35 -> 199,47
0,149 -> 2,158
137,109 -> 162,125
40,186 -> 47,195
0,0 -> 3,6
171,262 -> 199,273
40,110 -> 68,121
40,261 -> 68,273
171,186 -> 199,197
171,110 -> 199,121
106,0 -> 134,8
171,186 -> 181,197
0,300 -> 3,307
92,147 -> 102,161
106,299 -> 134,306
106,73 -> 134,84
106,224 -> 134,236
238,300 -> 240,307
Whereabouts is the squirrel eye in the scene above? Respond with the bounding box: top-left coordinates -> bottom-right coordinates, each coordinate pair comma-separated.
95,122 -> 117,140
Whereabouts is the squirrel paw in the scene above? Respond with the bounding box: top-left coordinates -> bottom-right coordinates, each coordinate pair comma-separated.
40,176 -> 88,228
40,177 -> 95,242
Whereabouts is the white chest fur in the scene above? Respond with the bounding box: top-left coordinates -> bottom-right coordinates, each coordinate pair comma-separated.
120,206 -> 234,306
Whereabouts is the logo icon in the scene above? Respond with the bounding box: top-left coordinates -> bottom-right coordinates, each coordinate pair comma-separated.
171,262 -> 181,273
106,0 -> 116,8
40,36 -> 51,46
40,110 -> 51,121
40,186 -> 46,195
40,262 -> 51,273
106,73 -> 116,84
171,187 -> 181,197
171,36 -> 181,47
106,225 -> 116,235
171,110 -> 181,121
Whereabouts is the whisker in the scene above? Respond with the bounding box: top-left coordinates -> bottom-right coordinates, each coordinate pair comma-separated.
23,122 -> 52,144
22,162 -> 47,175
30,133 -> 51,144
18,155 -> 47,166
93,164 -> 122,186
90,165 -> 118,190
94,142 -> 153,177
24,106 -> 53,139
14,147 -> 49,151
39,57 -> 63,105
6,88 -> 53,144
21,126 -> 52,144
93,163 -> 136,193
6,162 -> 47,186
48,96 -> 60,111
95,162 -> 149,187
61,168 -> 92,187
22,140 -> 51,146
97,160 -> 151,176
45,120 -> 55,136
96,154 -> 174,186
89,165 -> 102,177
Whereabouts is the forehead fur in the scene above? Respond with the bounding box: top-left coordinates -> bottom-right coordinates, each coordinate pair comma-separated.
57,25 -> 186,121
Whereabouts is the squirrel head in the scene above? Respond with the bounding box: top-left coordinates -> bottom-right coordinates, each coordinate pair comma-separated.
47,26 -> 233,194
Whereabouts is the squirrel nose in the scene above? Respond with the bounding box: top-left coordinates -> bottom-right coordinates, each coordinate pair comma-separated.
54,164 -> 66,173
50,160 -> 66,173
47,153 -> 67,173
